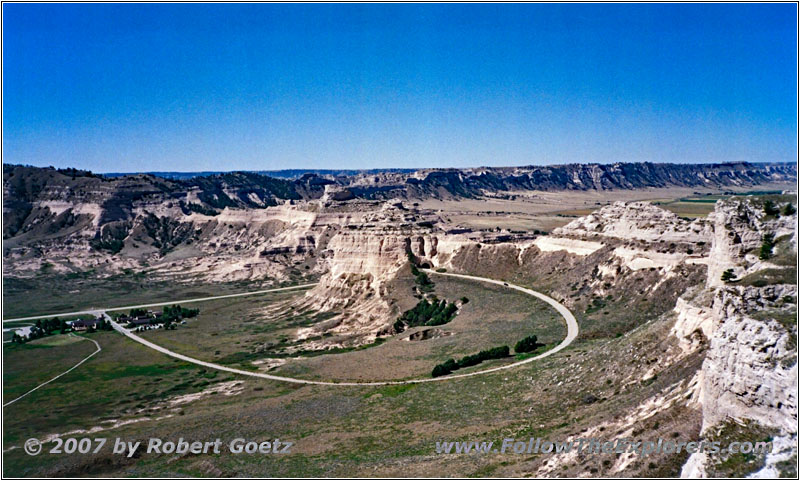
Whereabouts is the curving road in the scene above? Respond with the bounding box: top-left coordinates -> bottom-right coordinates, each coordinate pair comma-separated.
2,283 -> 318,323
108,271 -> 579,386
3,334 -> 102,407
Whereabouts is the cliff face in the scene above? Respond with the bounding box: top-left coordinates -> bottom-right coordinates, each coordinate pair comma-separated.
673,197 -> 798,477
705,197 -> 797,288
303,201 -> 714,347
349,162 -> 796,199
293,205 -> 473,346
3,162 -> 795,280
702,285 -> 797,432
2,165 -> 327,281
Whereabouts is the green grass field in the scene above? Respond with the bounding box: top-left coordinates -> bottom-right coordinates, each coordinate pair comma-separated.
3,302 -> 707,477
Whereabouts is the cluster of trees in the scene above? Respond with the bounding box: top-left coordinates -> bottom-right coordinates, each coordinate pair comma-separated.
432,346 -> 510,377
394,298 -> 458,333
162,304 -> 200,329
514,334 -> 543,353
126,305 -> 199,330
90,237 -> 125,254
56,167 -> 99,179
11,317 -> 66,344
409,254 -> 434,292
414,271 -> 434,292
88,318 -> 114,333
763,200 -> 796,217
162,304 -> 200,321
178,200 -> 220,217
408,248 -> 436,286
10,316 -> 111,344
431,333 -> 546,377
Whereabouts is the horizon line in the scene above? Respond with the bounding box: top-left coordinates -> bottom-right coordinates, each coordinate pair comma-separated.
4,159 -> 794,176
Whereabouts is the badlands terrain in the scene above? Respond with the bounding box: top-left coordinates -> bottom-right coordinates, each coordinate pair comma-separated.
2,161 -> 797,477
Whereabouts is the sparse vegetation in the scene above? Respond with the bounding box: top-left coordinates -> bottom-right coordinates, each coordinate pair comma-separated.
179,201 -> 220,216
3,162 -> 795,477
759,233 -> 776,260
738,267 -> 797,287
763,200 -> 780,217
705,419 -> 777,478
585,296 -> 607,314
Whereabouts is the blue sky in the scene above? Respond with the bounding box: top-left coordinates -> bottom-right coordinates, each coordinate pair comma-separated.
2,3 -> 797,173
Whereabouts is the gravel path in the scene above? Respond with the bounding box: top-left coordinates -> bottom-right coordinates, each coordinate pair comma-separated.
108,272 -> 579,386
2,283 -> 318,323
3,334 -> 102,407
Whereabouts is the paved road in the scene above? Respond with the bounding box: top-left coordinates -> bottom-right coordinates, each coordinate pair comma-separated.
3,334 -> 102,407
2,283 -> 318,323
108,271 -> 579,386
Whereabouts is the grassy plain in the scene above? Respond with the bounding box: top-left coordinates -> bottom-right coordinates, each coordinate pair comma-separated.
423,185 -> 794,231
2,271 -> 314,319
3,335 -> 96,404
3,302 -> 707,478
133,277 -> 564,382
271,277 -> 565,381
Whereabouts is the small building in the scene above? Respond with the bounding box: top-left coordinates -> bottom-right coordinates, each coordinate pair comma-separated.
127,318 -> 154,328
70,318 -> 102,331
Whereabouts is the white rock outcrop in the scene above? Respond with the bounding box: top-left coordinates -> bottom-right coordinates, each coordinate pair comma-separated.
676,197 -> 798,477
555,201 -> 711,243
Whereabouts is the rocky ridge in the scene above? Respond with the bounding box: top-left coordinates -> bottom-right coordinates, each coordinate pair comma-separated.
672,197 -> 798,477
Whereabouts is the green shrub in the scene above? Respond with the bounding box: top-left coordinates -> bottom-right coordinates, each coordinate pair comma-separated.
783,203 -> 796,216
416,272 -> 432,287
721,268 -> 737,283
442,358 -> 458,372
515,334 -> 542,353
759,233 -> 775,260
764,200 -> 780,216
457,353 -> 483,369
453,345 -> 510,370
484,345 -> 510,359
432,360 -> 456,377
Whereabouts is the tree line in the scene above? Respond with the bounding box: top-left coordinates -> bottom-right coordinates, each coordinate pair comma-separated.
431,334 -> 545,377
10,316 -> 112,344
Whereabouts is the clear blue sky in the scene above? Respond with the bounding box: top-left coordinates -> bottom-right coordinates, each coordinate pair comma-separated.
2,3 -> 797,173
